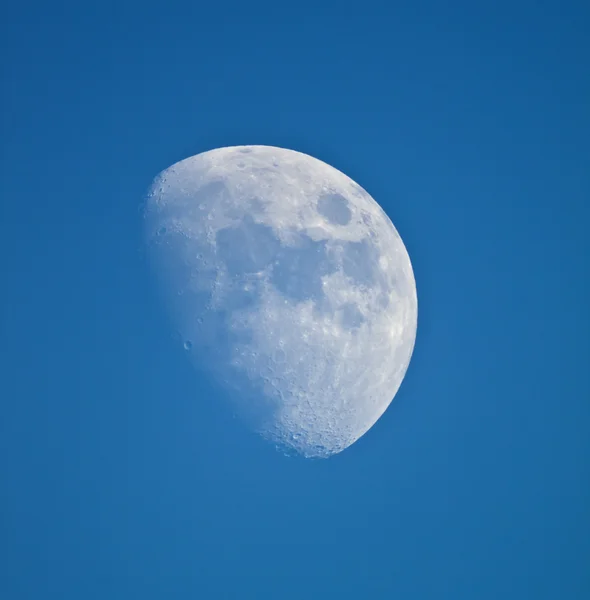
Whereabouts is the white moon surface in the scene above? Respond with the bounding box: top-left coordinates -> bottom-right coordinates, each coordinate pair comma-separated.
144,146 -> 417,458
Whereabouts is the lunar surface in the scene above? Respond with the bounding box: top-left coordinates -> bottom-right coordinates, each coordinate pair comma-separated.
144,146 -> 417,458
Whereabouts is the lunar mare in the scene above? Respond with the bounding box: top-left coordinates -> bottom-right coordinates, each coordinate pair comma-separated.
144,146 -> 417,458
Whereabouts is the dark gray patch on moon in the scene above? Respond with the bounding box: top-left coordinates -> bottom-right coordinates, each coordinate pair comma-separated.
340,239 -> 380,285
317,193 -> 352,225
378,293 -> 390,309
216,216 -> 280,275
193,180 -> 227,211
339,303 -> 365,329
218,277 -> 261,312
190,180 -> 244,221
270,235 -> 336,302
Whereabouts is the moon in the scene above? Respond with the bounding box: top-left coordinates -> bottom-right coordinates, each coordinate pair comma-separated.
144,145 -> 417,458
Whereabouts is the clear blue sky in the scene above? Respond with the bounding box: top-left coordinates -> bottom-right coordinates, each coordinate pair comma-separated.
1,2 -> 589,598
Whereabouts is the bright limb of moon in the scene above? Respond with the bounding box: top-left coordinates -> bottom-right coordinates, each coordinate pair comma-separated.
144,146 -> 417,458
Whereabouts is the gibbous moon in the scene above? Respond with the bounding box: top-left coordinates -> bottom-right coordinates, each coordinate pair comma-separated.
144,146 -> 417,458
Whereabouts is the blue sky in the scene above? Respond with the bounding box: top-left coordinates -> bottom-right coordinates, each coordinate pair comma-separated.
1,2 -> 589,598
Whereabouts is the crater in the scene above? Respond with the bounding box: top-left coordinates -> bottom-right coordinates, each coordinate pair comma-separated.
317,193 -> 352,226
361,211 -> 373,227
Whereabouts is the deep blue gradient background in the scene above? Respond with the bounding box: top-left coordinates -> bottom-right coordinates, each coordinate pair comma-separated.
1,2 -> 589,598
